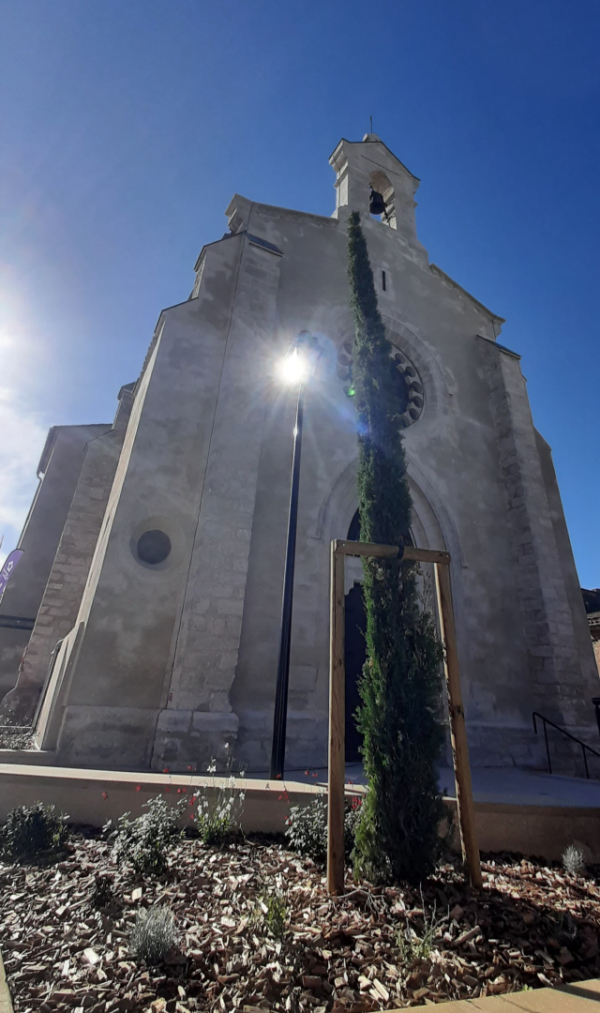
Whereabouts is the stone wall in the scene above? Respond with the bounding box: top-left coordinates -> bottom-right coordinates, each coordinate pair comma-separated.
479,337 -> 598,742
155,234 -> 284,770
0,392 -> 133,724
36,234 -> 268,768
0,424 -> 109,711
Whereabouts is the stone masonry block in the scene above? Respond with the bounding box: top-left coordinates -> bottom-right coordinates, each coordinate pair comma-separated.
225,616 -> 242,637
218,651 -> 238,671
156,709 -> 193,733
192,711 -> 238,733
216,599 -> 244,616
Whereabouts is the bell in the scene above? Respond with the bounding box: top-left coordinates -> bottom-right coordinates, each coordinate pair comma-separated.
369,188 -> 386,216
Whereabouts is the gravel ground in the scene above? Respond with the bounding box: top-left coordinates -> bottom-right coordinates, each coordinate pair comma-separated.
1,831 -> 599,1012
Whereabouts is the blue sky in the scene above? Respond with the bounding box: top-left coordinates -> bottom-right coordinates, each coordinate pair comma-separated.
0,0 -> 599,585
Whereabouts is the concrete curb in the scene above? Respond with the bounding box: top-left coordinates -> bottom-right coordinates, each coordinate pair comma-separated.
0,950 -> 13,1013
1,762 -> 600,861
383,978 -> 600,1010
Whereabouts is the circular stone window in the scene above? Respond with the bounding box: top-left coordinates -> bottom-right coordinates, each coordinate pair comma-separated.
136,529 -> 172,565
337,340 -> 424,428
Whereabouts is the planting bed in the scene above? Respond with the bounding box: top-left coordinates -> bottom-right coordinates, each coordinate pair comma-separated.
1,831 -> 600,1011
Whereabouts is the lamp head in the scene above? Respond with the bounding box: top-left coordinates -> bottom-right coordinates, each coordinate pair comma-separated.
277,331 -> 322,386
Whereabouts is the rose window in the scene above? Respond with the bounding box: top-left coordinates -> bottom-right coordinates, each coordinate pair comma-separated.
337,340 -> 424,428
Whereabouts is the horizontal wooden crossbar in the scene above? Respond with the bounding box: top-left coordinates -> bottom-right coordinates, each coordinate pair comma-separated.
333,539 -> 451,565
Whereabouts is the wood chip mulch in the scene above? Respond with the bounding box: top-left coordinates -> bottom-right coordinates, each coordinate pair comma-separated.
1,832 -> 600,1012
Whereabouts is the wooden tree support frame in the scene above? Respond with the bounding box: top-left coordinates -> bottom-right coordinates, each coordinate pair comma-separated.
327,539 -> 483,894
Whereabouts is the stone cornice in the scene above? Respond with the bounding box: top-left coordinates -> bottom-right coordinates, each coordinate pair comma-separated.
430,264 -> 505,328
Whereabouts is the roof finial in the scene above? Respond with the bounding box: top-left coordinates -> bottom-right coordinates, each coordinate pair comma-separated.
362,118 -> 380,143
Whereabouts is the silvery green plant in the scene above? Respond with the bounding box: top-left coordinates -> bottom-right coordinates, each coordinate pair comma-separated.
562,844 -> 585,876
130,905 -> 178,964
285,795 -> 328,862
285,794 -> 363,863
192,749 -> 246,845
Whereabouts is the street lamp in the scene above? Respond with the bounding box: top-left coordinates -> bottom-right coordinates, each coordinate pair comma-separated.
270,331 -> 322,780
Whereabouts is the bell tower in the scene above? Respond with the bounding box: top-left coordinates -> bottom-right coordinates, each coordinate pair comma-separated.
329,133 -> 420,244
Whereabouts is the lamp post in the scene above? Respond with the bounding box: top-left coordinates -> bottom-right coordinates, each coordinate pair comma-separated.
270,332 -> 322,780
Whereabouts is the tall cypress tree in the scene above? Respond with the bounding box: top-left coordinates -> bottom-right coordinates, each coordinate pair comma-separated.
347,211 -> 445,885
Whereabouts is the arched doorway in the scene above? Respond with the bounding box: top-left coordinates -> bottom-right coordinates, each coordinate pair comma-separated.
344,510 -> 417,762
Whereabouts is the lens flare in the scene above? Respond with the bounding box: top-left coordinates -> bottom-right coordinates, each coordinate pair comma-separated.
277,347 -> 308,385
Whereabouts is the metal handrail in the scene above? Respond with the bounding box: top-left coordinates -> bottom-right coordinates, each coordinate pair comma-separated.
532,711 -> 600,779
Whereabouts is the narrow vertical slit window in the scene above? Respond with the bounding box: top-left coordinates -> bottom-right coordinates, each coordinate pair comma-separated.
381,270 -> 386,292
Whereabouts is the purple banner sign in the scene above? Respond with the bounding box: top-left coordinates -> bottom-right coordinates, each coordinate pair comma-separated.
0,549 -> 24,603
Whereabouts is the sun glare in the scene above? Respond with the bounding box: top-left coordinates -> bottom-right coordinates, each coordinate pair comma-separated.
277,347 -> 308,385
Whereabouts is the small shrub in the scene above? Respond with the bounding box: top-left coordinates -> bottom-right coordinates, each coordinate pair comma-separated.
0,802 -> 68,861
114,797 -> 184,875
91,875 -> 114,909
285,794 -> 362,863
286,795 -> 328,862
548,910 -> 578,945
345,796 -> 363,855
562,844 -> 585,876
252,889 -> 288,942
192,755 -> 246,846
396,901 -> 442,965
130,905 -> 178,964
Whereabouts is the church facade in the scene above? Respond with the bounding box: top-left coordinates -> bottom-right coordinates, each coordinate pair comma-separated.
1,134 -> 597,773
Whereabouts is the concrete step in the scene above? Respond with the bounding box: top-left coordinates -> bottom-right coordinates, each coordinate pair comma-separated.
0,747 -> 56,765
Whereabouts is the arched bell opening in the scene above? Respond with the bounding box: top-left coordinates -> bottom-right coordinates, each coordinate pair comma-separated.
369,170 -> 397,229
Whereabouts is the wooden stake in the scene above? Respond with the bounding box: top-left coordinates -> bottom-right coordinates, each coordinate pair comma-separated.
435,562 -> 483,888
327,541 -> 346,894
